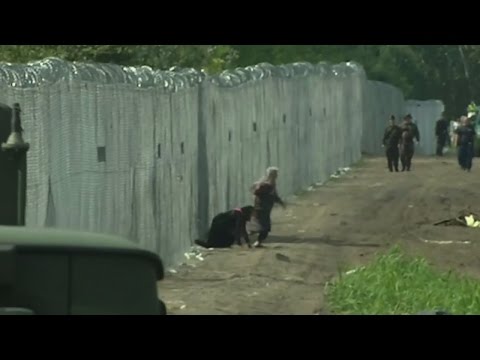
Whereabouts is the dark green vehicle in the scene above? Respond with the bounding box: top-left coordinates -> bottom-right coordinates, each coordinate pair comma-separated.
0,226 -> 167,315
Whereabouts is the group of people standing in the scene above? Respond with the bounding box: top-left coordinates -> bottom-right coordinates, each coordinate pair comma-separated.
382,114 -> 420,172
383,111 -> 477,173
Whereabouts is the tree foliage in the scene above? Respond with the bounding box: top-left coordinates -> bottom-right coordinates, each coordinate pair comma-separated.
0,45 -> 239,73
0,45 -> 479,116
231,45 -> 480,116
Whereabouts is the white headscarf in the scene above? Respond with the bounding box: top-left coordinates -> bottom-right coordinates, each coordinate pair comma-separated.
251,166 -> 279,193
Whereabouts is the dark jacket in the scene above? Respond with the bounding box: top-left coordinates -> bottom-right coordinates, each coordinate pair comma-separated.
435,118 -> 449,137
401,122 -> 420,144
254,183 -> 284,214
455,125 -> 476,146
383,125 -> 402,148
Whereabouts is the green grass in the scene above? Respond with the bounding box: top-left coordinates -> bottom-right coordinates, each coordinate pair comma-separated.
325,246 -> 480,315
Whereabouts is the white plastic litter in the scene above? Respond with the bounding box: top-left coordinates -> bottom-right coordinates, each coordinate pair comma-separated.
345,266 -> 365,276
421,239 -> 471,245
465,215 -> 480,228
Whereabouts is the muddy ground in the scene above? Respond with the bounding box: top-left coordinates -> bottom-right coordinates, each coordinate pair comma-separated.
159,155 -> 480,315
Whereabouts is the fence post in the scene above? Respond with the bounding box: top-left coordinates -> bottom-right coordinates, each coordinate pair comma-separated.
1,103 -> 30,226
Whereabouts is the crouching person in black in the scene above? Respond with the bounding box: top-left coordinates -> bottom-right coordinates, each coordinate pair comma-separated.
194,206 -> 254,248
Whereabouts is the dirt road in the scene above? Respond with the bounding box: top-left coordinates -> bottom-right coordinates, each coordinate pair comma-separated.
159,155 -> 480,315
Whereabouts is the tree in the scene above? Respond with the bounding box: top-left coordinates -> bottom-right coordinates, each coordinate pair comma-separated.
231,45 -> 480,116
0,45 -> 239,73
1,45 -> 480,116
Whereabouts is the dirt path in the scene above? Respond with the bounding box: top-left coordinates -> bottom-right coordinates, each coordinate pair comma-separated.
159,155 -> 480,315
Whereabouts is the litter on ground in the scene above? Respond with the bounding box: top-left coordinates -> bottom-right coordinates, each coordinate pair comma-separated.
345,269 -> 356,275
434,211 -> 480,228
421,239 -> 471,245
345,266 -> 365,276
330,167 -> 352,179
465,215 -> 480,228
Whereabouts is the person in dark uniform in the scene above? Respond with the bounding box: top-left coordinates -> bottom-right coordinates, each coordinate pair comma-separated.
382,115 -> 402,172
400,114 -> 420,172
454,116 -> 476,172
435,112 -> 449,156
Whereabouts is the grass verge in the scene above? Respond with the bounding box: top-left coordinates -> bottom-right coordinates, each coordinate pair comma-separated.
325,246 -> 480,315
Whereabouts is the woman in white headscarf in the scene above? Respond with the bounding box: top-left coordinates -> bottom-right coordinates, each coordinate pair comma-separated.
248,167 -> 286,248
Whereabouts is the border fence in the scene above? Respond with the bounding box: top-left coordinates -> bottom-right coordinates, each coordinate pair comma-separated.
0,58 -> 444,267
